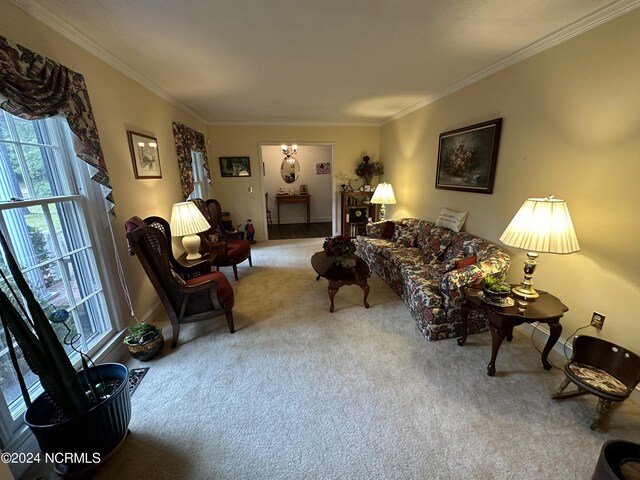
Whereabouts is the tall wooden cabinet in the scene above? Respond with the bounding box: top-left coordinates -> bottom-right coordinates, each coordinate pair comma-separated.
340,191 -> 379,237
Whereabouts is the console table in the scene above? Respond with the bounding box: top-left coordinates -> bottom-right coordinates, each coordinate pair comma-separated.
458,287 -> 568,376
276,194 -> 310,224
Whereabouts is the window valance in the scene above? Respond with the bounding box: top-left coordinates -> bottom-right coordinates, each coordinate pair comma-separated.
0,35 -> 114,217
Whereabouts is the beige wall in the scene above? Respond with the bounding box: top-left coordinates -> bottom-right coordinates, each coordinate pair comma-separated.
207,125 -> 380,240
380,9 -> 640,351
1,0 -> 206,326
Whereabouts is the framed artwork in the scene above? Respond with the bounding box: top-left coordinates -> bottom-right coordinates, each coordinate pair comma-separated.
316,162 -> 331,174
219,156 -> 251,177
435,118 -> 502,194
127,131 -> 162,179
363,185 -> 372,192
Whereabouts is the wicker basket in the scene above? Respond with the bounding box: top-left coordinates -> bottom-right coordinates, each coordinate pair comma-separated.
126,333 -> 164,361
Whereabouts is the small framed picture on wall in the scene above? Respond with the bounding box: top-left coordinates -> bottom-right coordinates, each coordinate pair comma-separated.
219,156 -> 251,177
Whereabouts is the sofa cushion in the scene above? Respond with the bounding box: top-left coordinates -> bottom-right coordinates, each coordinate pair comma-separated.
185,271 -> 235,309
420,226 -> 456,260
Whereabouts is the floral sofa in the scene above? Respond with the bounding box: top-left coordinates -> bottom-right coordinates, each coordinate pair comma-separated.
356,218 -> 511,340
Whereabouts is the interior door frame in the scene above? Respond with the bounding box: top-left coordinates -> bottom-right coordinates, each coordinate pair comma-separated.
258,142 -> 335,240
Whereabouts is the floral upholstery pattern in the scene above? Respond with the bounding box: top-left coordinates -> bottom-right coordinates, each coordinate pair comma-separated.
568,363 -> 628,395
357,218 -> 511,340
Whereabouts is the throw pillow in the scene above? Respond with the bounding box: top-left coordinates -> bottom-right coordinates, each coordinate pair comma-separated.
381,221 -> 395,239
455,255 -> 477,269
436,207 -> 468,232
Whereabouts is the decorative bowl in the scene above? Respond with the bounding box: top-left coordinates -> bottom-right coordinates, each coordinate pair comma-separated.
482,285 -> 511,300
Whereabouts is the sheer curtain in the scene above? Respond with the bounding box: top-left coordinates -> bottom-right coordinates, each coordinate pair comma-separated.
0,35 -> 114,216
172,121 -> 211,200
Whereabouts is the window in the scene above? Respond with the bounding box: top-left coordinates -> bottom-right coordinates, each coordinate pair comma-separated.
0,111 -> 115,433
188,150 -> 210,200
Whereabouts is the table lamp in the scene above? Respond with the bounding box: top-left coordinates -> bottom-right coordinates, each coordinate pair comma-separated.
370,182 -> 396,220
499,196 -> 579,301
170,201 -> 211,260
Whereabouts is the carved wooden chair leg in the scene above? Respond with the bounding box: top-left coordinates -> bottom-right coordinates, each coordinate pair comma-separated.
552,379 -> 588,400
248,255 -> 252,267
225,312 -> 235,333
552,378 -> 571,398
232,265 -> 239,281
590,398 -> 612,430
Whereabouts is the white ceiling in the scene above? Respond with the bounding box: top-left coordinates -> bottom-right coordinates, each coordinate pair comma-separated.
13,0 -> 640,125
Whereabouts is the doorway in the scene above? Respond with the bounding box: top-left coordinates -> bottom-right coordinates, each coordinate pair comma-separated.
260,143 -> 334,240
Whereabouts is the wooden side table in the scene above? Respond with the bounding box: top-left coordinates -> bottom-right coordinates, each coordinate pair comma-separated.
458,286 -> 568,376
276,194 -> 311,224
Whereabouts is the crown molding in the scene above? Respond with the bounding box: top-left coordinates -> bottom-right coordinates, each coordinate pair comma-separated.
382,0 -> 640,126
207,120 -> 380,128
11,0 -> 640,128
10,0 -> 208,125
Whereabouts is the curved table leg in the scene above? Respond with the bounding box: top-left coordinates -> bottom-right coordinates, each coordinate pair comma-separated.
487,324 -> 507,376
328,285 -> 338,313
541,319 -> 562,370
360,283 -> 370,309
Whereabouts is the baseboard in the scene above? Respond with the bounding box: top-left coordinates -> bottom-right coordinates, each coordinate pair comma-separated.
520,323 -> 640,406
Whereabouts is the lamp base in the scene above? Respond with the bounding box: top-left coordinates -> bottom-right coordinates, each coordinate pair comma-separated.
379,204 -> 386,220
182,233 -> 202,260
512,251 -> 540,301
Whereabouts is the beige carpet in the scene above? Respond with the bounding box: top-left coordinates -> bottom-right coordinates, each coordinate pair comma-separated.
25,238 -> 640,479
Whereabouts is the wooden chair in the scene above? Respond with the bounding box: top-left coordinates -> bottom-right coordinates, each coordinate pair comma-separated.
552,335 -> 640,430
125,218 -> 235,348
191,198 -> 253,281
265,192 -> 272,225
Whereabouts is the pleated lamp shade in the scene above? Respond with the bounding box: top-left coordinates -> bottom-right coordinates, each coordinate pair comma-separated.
499,197 -> 579,254
370,183 -> 397,205
170,201 -> 211,260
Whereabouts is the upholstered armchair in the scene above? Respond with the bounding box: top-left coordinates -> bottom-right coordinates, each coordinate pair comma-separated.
191,198 -> 253,281
125,217 -> 235,348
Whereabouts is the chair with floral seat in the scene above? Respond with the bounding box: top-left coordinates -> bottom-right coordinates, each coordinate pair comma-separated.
552,335 -> 640,430
125,218 -> 235,348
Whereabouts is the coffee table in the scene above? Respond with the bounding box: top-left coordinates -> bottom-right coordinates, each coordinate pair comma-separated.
311,251 -> 371,313
458,286 -> 568,376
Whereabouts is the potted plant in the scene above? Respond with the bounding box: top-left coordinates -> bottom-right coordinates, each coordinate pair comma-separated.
323,235 -> 357,268
354,155 -> 384,187
482,273 -> 511,300
124,321 -> 163,361
0,230 -> 131,477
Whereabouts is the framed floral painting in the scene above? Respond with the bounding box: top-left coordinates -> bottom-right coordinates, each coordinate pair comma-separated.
435,118 -> 502,194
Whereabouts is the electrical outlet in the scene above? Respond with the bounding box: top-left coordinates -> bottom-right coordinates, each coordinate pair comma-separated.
591,312 -> 606,330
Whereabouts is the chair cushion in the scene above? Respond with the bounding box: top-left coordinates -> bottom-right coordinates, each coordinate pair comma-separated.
185,272 -> 234,309
568,362 -> 628,395
226,239 -> 251,261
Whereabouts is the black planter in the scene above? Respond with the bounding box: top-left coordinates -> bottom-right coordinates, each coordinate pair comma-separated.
24,363 -> 131,476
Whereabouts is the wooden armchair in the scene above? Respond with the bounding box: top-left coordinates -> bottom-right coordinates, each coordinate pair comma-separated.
553,335 -> 640,429
125,217 -> 235,348
191,198 -> 253,281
